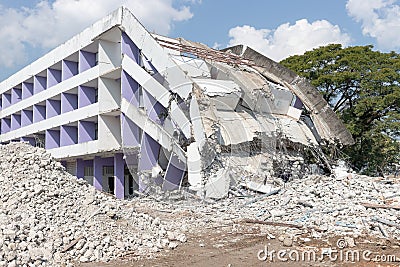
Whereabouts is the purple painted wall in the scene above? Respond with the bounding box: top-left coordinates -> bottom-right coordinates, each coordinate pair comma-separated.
76,158 -> 85,179
121,71 -> 140,107
78,121 -> 95,143
47,68 -> 61,88
1,118 -> 11,133
61,93 -> 78,113
122,32 -> 140,63
138,133 -> 160,191
121,113 -> 141,147
21,109 -> 33,127
34,76 -> 47,94
114,153 -> 124,199
60,125 -> 78,146
22,82 -> 34,99
33,105 -> 46,123
2,93 -> 11,109
11,88 -> 22,104
138,133 -> 160,171
11,114 -> 21,131
46,99 -> 61,118
143,89 -> 166,125
162,154 -> 186,191
20,137 -> 35,146
293,96 -> 304,110
79,50 -> 96,73
62,60 -> 78,81
93,157 -> 113,191
78,86 -> 96,108
45,129 -> 60,149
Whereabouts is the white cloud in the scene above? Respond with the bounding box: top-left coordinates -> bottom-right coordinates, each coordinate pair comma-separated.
0,0 -> 194,67
346,0 -> 400,50
228,19 -> 351,62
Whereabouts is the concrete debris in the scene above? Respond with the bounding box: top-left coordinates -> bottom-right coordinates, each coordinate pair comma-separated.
0,143 -> 185,266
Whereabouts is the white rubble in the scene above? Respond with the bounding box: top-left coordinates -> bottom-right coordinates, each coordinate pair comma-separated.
0,143 -> 185,266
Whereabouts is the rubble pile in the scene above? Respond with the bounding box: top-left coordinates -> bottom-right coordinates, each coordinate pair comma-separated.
134,173 -> 400,241
0,143 -> 185,266
259,174 -> 400,238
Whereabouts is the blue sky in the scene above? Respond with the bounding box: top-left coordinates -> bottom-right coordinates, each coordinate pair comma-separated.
0,0 -> 399,81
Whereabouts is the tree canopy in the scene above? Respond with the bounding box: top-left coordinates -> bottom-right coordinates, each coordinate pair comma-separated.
281,44 -> 400,175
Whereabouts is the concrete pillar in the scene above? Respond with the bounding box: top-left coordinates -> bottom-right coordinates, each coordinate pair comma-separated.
34,76 -> 47,94
114,153 -> 124,199
47,68 -> 61,88
46,99 -> 61,118
78,85 -> 96,108
76,158 -> 84,179
79,50 -> 96,73
61,92 -> 78,113
93,156 -> 103,191
22,82 -> 34,99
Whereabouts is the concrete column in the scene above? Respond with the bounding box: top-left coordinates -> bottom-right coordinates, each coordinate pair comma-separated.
79,50 -> 96,73
162,154 -> 186,191
22,82 -> 34,99
60,125 -> 78,146
46,99 -> 61,118
11,88 -> 22,104
114,153 -> 124,199
76,158 -> 84,179
78,121 -> 95,143
78,85 -> 96,108
34,76 -> 47,94
33,104 -> 46,123
93,156 -> 103,191
47,68 -> 61,88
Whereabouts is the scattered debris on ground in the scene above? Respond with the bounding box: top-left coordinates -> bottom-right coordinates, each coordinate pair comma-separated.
1,142 -> 400,266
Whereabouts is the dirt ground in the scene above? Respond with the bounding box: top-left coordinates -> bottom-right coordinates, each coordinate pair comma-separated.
82,221 -> 400,267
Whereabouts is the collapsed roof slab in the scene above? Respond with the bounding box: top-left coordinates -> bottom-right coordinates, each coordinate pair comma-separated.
222,45 -> 354,146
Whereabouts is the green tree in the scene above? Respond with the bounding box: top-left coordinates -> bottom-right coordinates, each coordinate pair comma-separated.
281,44 -> 400,175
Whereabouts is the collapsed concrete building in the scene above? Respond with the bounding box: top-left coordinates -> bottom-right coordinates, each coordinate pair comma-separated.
0,7 -> 353,199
